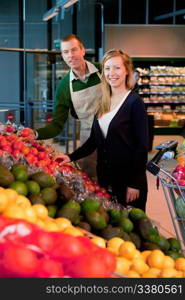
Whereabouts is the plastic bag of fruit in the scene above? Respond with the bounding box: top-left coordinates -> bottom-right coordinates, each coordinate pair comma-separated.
0,216 -> 116,278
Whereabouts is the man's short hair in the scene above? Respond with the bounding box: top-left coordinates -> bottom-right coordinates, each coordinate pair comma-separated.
61,34 -> 84,49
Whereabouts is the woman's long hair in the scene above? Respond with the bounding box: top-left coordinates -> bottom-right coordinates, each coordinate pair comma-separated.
96,49 -> 135,118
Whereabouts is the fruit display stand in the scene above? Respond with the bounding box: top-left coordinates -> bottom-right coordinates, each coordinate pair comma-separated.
0,124 -> 185,278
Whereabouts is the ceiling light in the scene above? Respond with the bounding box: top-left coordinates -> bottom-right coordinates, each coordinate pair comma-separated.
56,0 -> 79,9
42,7 -> 59,21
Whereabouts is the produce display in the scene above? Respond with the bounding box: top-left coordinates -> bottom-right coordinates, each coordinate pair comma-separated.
0,124 -> 185,278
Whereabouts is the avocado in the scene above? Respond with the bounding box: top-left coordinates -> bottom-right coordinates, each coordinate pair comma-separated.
129,232 -> 141,249
47,205 -> 57,218
137,217 -> 159,239
81,198 -> 101,214
108,209 -> 121,225
121,231 -> 132,241
31,171 -> 55,188
142,242 -> 161,251
98,206 -> 109,223
59,183 -> 74,200
101,225 -> 124,239
56,207 -> 80,224
62,200 -> 81,214
165,250 -> 184,259
40,187 -> 57,205
29,193 -> 45,205
85,210 -> 107,230
0,164 -> 14,187
78,221 -> 91,232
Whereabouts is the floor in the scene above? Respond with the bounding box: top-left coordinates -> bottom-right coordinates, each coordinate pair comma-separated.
48,134 -> 185,243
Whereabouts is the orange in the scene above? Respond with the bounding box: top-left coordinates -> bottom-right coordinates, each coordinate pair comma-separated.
119,241 -> 136,260
24,207 -> 37,223
130,258 -> 149,275
106,247 -> 118,255
36,219 -> 45,229
107,237 -> 124,254
32,204 -> 48,220
44,219 -> 59,232
131,250 -> 142,260
91,237 -> 106,248
175,271 -> 183,278
16,195 -> 31,208
126,270 -> 140,278
159,268 -> 177,278
142,271 -> 158,278
175,257 -> 185,272
115,257 -> 131,275
0,191 -> 9,212
148,267 -> 161,277
4,188 -> 18,203
0,187 -> 5,191
141,250 -> 151,262
147,250 -> 165,269
3,205 -> 25,219
162,255 -> 175,269
54,217 -> 72,231
63,226 -> 84,237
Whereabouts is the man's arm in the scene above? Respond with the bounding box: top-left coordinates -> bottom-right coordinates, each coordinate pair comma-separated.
36,74 -> 71,140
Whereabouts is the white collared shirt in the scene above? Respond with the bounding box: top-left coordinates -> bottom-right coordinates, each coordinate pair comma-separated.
70,60 -> 99,83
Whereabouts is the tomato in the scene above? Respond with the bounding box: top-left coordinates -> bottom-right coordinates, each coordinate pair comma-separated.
67,254 -> 109,278
95,248 -> 116,275
34,231 -> 55,253
3,244 -> 39,277
36,257 -> 63,278
12,140 -> 25,150
52,234 -> 87,260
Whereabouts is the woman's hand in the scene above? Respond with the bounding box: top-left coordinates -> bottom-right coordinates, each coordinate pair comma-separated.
126,187 -> 140,203
54,154 -> 71,165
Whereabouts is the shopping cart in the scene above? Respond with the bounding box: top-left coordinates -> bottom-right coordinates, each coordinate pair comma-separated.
147,140 -> 185,251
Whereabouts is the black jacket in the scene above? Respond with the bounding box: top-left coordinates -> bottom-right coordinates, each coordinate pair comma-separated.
69,90 -> 148,192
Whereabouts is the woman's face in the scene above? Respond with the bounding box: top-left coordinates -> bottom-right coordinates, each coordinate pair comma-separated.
104,55 -> 128,89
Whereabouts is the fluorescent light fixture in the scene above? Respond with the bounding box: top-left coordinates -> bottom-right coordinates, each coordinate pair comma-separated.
56,0 -> 79,9
43,7 -> 59,21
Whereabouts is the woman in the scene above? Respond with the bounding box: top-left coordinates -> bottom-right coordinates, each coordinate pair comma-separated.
58,49 -> 148,211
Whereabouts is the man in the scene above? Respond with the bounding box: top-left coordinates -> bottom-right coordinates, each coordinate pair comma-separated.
35,34 -> 102,177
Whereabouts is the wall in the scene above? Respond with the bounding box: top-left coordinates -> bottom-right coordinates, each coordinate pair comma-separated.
105,25 -> 185,57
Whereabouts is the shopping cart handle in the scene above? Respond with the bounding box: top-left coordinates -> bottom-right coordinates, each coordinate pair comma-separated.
155,140 -> 178,151
146,161 -> 160,175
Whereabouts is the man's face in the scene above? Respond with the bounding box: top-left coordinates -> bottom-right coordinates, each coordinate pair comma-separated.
61,38 -> 85,69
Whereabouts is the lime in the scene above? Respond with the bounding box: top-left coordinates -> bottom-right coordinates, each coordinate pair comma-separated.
9,181 -> 28,196
118,217 -> 134,233
26,180 -> 40,195
81,198 -> 101,213
167,238 -> 181,252
12,169 -> 28,182
129,208 -> 146,222
40,187 -> 57,205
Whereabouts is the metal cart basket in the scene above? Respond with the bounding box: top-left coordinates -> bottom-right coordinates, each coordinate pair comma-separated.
147,140 -> 185,251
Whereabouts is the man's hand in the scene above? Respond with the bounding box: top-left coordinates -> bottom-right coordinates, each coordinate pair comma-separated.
126,187 -> 140,203
54,154 -> 71,165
